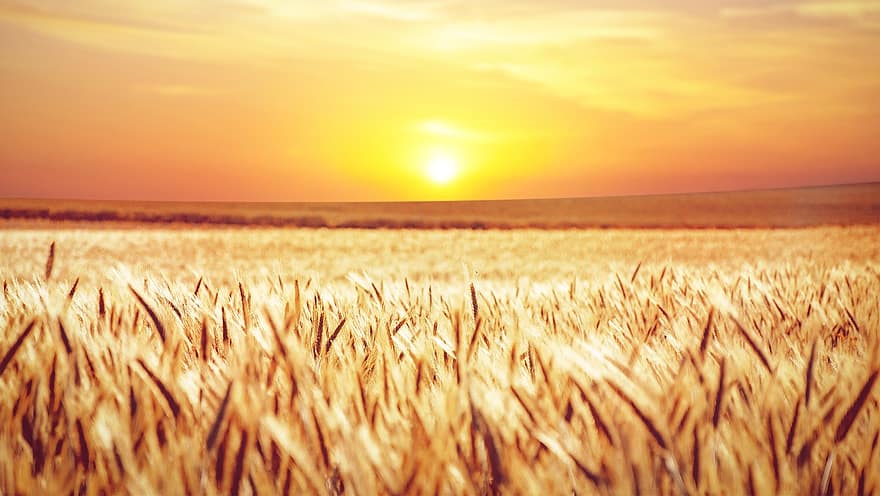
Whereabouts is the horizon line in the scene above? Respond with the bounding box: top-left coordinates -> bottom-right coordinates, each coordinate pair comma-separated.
3,180 -> 878,206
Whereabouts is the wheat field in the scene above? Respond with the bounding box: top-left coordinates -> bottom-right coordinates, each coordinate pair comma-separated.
1,226 -> 879,494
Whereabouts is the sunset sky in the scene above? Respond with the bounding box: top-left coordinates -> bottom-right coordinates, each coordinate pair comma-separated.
2,1 -> 879,201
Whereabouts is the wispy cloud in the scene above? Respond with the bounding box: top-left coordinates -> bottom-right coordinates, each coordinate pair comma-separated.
0,1 -> 247,62
417,120 -> 497,142
0,1 -> 221,38
722,0 -> 880,22
339,1 -> 438,22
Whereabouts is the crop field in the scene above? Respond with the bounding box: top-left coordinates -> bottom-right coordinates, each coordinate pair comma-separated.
1,225 -> 879,494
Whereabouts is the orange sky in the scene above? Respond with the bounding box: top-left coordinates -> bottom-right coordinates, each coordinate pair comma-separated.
1,0 -> 879,201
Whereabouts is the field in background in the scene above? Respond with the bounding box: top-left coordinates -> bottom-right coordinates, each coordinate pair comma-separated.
2,182 -> 879,229
1,225 -> 879,494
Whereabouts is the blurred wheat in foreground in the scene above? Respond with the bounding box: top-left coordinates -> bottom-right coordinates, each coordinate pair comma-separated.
1,227 -> 879,495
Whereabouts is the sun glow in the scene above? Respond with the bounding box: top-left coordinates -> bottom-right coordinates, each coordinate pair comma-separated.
425,152 -> 460,185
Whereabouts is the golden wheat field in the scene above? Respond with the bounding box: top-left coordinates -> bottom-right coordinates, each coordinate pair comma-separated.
1,225 -> 879,495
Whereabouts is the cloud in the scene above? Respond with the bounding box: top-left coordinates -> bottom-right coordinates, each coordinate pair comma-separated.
417,120 -> 497,142
0,1 -> 202,34
798,1 -> 880,16
2,0 -> 877,120
339,1 -> 438,22
0,1 -> 247,62
722,0 -> 880,24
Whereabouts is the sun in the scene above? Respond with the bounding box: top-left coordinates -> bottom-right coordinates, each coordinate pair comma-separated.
425,152 -> 460,185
